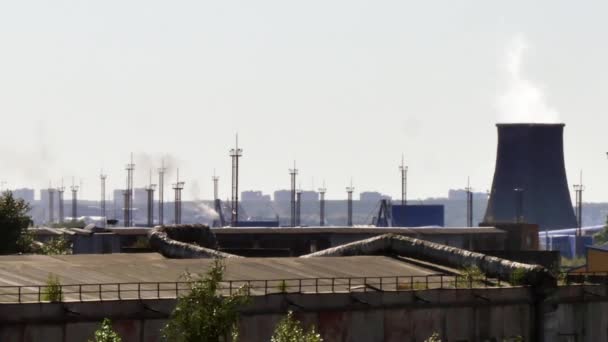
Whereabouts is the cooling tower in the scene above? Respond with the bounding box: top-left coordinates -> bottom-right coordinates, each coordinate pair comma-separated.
483,123 -> 577,230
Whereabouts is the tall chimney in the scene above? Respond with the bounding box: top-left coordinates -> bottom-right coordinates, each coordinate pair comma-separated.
483,123 -> 577,230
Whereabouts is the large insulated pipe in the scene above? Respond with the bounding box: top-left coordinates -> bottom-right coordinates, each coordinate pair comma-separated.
483,123 -> 577,230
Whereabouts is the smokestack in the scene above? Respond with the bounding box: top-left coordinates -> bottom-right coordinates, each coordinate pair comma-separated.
483,123 -> 577,229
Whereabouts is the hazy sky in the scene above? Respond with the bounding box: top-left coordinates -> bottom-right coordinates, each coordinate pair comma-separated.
1,1 -> 608,202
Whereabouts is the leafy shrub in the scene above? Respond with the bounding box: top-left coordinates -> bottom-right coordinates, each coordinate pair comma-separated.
42,274 -> 63,302
424,332 -> 441,342
89,318 -> 122,342
162,259 -> 250,342
271,311 -> 323,342
41,236 -> 72,255
277,280 -> 288,293
510,268 -> 527,286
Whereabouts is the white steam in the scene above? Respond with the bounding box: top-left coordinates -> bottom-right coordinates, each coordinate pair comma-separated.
189,180 -> 219,223
497,35 -> 560,123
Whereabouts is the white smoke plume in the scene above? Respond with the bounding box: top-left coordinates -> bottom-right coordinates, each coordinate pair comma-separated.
189,180 -> 219,223
497,35 -> 560,123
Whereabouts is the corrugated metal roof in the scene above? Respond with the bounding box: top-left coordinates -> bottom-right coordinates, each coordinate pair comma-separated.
0,254 -> 444,287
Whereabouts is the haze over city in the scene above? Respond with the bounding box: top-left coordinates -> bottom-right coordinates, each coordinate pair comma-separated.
1,1 -> 607,202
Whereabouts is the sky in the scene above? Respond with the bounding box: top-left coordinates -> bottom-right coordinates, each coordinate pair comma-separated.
1,1 -> 608,202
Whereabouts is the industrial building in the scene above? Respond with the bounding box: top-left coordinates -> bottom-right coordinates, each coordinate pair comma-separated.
1,224 -> 606,341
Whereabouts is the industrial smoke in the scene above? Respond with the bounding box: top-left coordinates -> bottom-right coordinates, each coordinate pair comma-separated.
497,35 -> 559,124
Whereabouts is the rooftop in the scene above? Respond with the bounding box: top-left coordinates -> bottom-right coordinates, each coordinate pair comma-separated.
0,253 -> 457,302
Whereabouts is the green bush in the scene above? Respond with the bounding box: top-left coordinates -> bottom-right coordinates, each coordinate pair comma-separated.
510,268 -> 527,286
162,259 -> 250,342
277,280 -> 288,293
89,318 -> 122,342
41,236 -> 72,255
42,274 -> 63,302
424,332 -> 441,342
0,191 -> 33,254
271,311 -> 323,342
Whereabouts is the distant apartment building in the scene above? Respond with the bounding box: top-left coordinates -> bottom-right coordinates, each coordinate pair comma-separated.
274,190 -> 291,202
448,189 -> 488,201
300,190 -> 319,202
133,188 -> 148,206
113,189 -> 124,204
13,188 -> 35,203
241,191 -> 271,202
360,191 -> 391,202
274,190 -> 318,202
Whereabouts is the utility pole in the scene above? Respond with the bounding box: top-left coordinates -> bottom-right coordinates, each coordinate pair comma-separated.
172,169 -> 185,224
289,161 -> 298,227
71,177 -> 79,222
318,182 -> 327,226
145,169 -> 157,227
100,172 -> 107,227
229,135 -> 243,227
346,180 -> 354,227
158,159 -> 166,226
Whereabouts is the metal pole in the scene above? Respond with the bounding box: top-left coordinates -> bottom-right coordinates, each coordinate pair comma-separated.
346,181 -> 354,227
71,178 -> 79,222
48,187 -> 55,225
172,169 -> 184,224
57,183 -> 65,224
100,173 -> 107,227
146,170 -> 156,227
158,160 -> 165,226
295,189 -> 302,226
466,178 -> 473,227
399,156 -> 408,206
289,161 -> 298,227
229,135 -> 243,227
319,185 -> 326,226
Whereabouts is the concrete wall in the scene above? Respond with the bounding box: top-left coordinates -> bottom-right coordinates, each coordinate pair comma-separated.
543,285 -> 608,341
0,288 -> 535,342
72,233 -> 121,254
2,285 -> 607,341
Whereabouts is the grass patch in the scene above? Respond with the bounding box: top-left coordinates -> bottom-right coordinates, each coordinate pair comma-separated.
42,274 -> 63,302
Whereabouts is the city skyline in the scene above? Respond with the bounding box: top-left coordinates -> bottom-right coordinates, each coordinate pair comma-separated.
1,1 -> 608,201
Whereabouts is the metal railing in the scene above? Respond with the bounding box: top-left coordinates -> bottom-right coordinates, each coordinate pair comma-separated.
563,271 -> 608,285
0,273 -> 525,304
